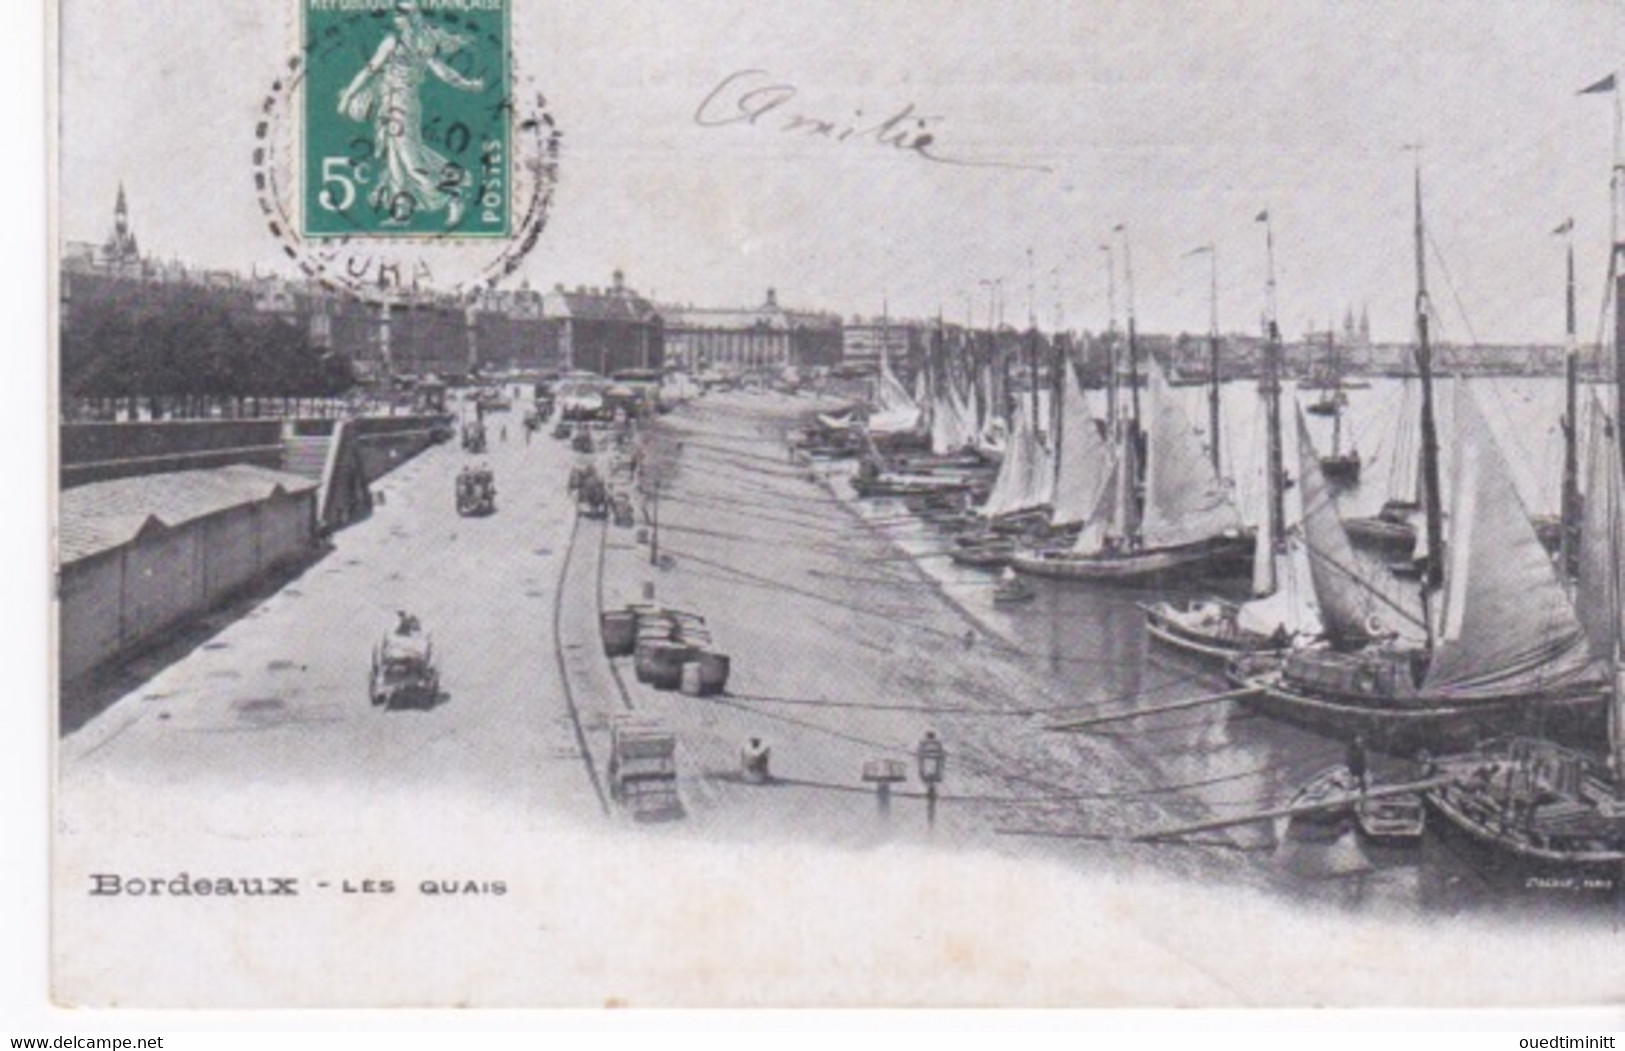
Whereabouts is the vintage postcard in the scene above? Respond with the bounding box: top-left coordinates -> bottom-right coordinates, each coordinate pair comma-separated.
49,0 -> 1625,1008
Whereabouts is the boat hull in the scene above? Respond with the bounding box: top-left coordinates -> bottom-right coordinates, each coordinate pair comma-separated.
1343,515 -> 1417,557
851,474 -> 970,498
1234,664 -> 1607,754
1010,533 -> 1254,585
1427,740 -> 1625,866
1319,453 -> 1362,486
1141,599 -> 1291,663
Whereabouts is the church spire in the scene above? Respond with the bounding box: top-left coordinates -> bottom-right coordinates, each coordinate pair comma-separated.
105,182 -> 140,267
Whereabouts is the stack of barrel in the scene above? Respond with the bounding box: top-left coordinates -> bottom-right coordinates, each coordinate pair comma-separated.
600,605 -> 731,695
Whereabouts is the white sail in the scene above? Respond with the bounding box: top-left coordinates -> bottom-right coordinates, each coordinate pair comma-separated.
975,362 -> 1006,456
1296,410 -> 1427,646
1237,531 -> 1321,639
876,352 -> 919,414
1250,465 -> 1277,598
1071,457 -> 1121,555
930,368 -> 978,455
1029,394 -> 1056,508
980,407 -> 1048,518
1422,383 -> 1603,701
1051,362 -> 1113,527
953,375 -> 979,449
868,350 -> 923,435
1577,394 -> 1623,664
1386,376 -> 1422,508
1139,360 -> 1243,548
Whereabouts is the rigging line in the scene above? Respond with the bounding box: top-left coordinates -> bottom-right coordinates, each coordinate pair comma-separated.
993,827 -> 1273,852
1426,225 -> 1481,348
654,520 -> 897,565
698,690 -> 1149,802
1281,480 -> 1428,626
683,440 -> 813,471
682,455 -> 840,495
669,546 -> 1208,676
1307,545 -> 1428,631
721,663 -> 1215,718
1083,709 -> 1267,737
655,490 -> 848,535
706,748 -> 1343,807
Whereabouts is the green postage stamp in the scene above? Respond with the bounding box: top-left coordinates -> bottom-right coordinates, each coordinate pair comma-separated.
302,0 -> 511,238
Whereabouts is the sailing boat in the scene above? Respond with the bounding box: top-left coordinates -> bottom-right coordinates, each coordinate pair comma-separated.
1144,374 -> 1321,660
973,393 -> 1055,526
1424,106 -> 1625,864
1236,165 -> 1609,751
850,341 -> 971,498
1427,394 -> 1625,863
1048,352 -> 1114,533
1312,330 -> 1362,485
1342,374 -> 1421,559
1144,249 -> 1318,657
1009,355 -> 1252,583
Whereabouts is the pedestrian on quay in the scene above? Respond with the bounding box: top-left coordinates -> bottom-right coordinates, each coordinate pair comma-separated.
741,737 -> 771,783
1347,733 -> 1370,794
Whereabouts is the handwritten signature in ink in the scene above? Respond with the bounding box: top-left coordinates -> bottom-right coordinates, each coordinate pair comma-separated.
694,69 -> 1052,174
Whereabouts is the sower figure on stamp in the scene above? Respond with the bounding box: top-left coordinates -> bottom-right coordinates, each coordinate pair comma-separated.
337,0 -> 485,227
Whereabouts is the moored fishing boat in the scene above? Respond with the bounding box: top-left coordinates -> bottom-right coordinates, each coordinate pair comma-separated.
1237,165 -> 1610,754
1011,235 -> 1254,586
1425,208 -> 1625,864
1145,220 -> 1320,660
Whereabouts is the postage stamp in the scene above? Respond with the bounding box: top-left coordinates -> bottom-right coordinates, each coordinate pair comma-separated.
253,0 -> 555,299
301,0 -> 511,239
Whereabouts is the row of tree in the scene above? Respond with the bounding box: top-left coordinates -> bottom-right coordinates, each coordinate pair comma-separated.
62,286 -> 357,418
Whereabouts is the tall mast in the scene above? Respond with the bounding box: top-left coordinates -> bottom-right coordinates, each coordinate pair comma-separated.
1609,72 -> 1625,779
1257,212 -> 1286,554
1120,225 -> 1145,532
1100,244 -> 1119,435
1577,63 -> 1625,777
1411,157 -> 1447,609
1120,226 -> 1142,435
1561,220 -> 1581,582
1329,329 -> 1343,457
1026,248 -> 1041,438
1205,246 -> 1223,476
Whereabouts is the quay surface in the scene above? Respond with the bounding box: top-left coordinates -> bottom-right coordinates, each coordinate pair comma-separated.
53,389 -> 1625,1007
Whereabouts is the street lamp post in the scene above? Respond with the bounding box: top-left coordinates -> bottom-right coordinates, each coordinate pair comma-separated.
916,730 -> 946,829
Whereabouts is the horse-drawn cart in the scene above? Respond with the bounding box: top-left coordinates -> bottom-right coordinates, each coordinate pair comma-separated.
370,622 -> 440,710
456,465 -> 497,516
607,716 -> 683,822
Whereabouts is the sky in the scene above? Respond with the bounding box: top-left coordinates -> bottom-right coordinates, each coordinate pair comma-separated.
56,0 -> 1625,343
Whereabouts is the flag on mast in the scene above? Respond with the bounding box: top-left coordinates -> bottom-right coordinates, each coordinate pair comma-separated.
1554,218 -> 1576,235
1579,73 -> 1617,95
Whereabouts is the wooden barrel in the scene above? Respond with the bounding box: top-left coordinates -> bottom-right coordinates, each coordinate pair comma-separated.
679,661 -> 704,696
696,651 -> 731,695
633,640 -> 665,683
599,610 -> 637,657
636,619 -> 676,644
642,642 -> 695,691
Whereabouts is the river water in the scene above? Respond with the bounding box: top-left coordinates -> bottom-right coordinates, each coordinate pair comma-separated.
810,375 -> 1625,918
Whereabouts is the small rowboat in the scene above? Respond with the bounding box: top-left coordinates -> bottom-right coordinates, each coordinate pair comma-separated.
1280,764 -> 1424,846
